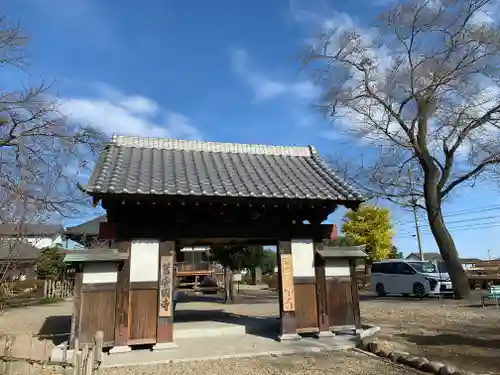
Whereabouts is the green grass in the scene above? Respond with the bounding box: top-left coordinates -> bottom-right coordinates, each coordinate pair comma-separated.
39,296 -> 65,305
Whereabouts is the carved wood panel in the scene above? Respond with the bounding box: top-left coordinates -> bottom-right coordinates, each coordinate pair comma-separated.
281,254 -> 295,312
158,255 -> 174,317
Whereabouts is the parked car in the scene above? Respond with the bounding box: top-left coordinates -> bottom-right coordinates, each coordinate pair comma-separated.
371,259 -> 453,298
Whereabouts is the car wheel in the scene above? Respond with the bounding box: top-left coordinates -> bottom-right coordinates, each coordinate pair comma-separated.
402,293 -> 410,297
376,283 -> 386,297
413,282 -> 426,299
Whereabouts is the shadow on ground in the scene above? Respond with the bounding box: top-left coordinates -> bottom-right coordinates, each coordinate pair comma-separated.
177,292 -> 278,305
397,332 -> 500,349
37,315 -> 71,345
175,309 -> 279,340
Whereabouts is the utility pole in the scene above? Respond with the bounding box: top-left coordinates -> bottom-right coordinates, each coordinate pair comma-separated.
408,168 -> 424,261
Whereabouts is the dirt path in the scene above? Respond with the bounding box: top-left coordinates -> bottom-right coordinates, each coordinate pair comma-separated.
0,300 -> 72,374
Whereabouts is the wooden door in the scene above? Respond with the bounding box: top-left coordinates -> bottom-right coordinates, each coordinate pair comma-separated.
79,285 -> 117,346
294,279 -> 319,333
326,277 -> 355,327
128,284 -> 158,345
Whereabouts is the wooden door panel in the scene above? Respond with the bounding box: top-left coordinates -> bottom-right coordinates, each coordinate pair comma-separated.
294,282 -> 318,332
80,291 -> 116,345
128,289 -> 157,344
326,278 -> 354,327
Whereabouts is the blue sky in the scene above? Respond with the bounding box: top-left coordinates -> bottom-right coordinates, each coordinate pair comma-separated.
4,0 -> 500,260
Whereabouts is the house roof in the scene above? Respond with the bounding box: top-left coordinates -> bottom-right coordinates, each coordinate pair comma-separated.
459,258 -> 481,264
406,252 -> 442,261
0,224 -> 63,237
64,249 -> 128,263
82,135 -> 364,202
0,238 -> 41,260
65,215 -> 107,236
318,245 -> 367,259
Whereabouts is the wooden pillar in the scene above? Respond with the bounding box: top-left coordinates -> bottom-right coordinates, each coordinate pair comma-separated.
154,240 -> 177,349
277,240 -> 300,340
314,243 -> 333,337
110,241 -> 131,353
69,265 -> 83,349
349,259 -> 362,330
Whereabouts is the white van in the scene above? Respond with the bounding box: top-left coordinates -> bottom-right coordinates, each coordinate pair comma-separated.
370,260 -> 453,298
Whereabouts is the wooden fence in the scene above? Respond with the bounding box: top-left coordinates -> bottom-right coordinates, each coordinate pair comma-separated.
44,279 -> 74,299
0,331 -> 103,375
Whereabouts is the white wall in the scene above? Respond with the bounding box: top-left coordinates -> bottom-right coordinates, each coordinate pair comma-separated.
130,240 -> 159,282
82,263 -> 118,284
24,234 -> 64,249
291,239 -> 315,277
325,258 -> 351,277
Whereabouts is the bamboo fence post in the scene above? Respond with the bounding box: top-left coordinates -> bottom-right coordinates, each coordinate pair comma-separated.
41,339 -> 48,369
81,345 -> 88,375
61,341 -> 68,375
28,337 -> 34,375
84,348 -> 93,375
93,331 -> 103,375
72,339 -> 79,375
4,335 -> 12,375
0,336 -> 5,375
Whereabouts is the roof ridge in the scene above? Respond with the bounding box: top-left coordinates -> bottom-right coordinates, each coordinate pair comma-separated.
110,135 -> 314,157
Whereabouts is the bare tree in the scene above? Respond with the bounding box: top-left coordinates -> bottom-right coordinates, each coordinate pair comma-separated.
303,0 -> 500,299
0,16 -> 105,283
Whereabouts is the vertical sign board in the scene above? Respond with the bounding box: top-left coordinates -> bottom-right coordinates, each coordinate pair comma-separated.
280,254 -> 295,312
158,255 -> 174,317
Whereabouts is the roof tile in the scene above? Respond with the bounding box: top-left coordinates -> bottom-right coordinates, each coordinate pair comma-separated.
85,136 -> 365,201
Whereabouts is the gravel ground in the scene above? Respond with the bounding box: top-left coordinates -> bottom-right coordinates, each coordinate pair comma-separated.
2,290 -> 499,374
360,292 -> 500,374
102,350 -> 415,375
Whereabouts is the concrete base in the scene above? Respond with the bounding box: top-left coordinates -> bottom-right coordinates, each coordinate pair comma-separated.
359,325 -> 380,340
315,330 -> 335,338
277,333 -> 302,342
174,321 -> 246,339
50,342 -> 72,362
101,332 -> 359,367
152,342 -> 178,351
109,345 -> 132,354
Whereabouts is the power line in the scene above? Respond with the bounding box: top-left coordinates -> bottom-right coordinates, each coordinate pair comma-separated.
398,220 -> 500,238
398,214 -> 500,234
395,204 -> 500,226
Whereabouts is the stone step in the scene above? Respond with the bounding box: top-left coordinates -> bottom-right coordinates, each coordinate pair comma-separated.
174,321 -> 246,339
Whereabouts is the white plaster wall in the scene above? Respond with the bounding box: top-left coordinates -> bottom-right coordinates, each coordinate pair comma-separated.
82,263 -> 118,284
325,258 -> 350,277
291,239 -> 315,277
130,240 -> 159,282
25,237 -> 56,249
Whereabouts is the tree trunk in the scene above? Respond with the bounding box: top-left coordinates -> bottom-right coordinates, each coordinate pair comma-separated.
223,266 -> 234,304
423,173 -> 471,300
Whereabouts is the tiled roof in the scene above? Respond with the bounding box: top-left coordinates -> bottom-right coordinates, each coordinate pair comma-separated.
65,215 -> 107,236
0,224 -> 63,237
83,135 -> 364,201
0,238 -> 40,260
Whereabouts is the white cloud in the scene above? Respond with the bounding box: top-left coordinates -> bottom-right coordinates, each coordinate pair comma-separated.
59,85 -> 202,140
230,48 -> 318,102
289,0 -> 500,164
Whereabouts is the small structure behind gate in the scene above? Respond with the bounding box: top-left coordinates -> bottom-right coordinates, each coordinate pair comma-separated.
64,249 -> 128,348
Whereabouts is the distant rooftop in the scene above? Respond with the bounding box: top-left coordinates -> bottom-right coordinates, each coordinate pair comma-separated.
0,224 -> 63,237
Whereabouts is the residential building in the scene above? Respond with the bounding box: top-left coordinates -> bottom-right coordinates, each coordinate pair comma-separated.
0,224 -> 65,249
